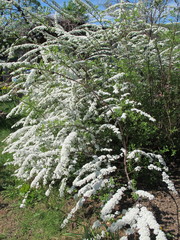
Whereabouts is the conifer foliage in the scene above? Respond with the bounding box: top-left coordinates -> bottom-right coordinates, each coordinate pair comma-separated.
0,0 -> 179,239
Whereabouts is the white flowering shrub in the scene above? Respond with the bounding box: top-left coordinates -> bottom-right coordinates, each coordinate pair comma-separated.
1,1 -> 179,239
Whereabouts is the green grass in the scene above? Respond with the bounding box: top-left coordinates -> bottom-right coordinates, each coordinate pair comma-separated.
0,128 -> 12,157
0,126 -> 14,191
11,196 -> 66,240
0,191 -> 68,240
0,100 -> 21,191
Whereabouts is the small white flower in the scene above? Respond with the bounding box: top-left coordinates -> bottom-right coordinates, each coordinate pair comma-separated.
92,220 -> 102,229
121,113 -> 127,120
20,203 -> 25,208
134,166 -> 141,171
45,189 -> 50,197
135,190 -> 154,200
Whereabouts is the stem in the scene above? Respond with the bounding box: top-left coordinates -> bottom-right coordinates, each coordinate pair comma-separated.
122,140 -> 130,184
118,122 -> 130,183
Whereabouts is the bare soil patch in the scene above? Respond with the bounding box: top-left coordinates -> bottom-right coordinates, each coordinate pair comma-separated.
0,196 -> 20,239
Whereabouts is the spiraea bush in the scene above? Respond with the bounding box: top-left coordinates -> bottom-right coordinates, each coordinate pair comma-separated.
0,0 -> 179,239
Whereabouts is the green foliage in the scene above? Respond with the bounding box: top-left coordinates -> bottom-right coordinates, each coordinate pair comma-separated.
0,234 -> 7,240
19,184 -> 48,206
0,128 -> 14,191
0,101 -> 19,192
0,1 -> 179,239
62,0 -> 88,23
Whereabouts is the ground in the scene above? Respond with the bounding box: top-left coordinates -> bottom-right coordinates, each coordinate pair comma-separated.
0,165 -> 179,240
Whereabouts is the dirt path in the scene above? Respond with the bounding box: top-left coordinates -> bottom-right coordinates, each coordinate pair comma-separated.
0,195 -> 20,239
150,189 -> 180,239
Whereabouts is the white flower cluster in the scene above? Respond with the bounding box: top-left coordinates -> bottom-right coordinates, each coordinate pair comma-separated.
162,172 -> 178,194
20,190 -> 31,208
131,108 -> 156,122
148,164 -> 162,171
99,124 -> 122,140
101,187 -> 126,220
135,190 -> 154,200
108,72 -> 125,81
53,131 -> 77,179
0,93 -> 11,102
127,150 -> 167,170
1,3 -> 177,238
108,205 -> 167,240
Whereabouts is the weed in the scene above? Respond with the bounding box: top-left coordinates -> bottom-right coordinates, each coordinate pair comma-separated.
0,234 -> 7,240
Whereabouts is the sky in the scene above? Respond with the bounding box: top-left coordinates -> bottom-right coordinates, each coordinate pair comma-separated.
39,0 -> 179,6
40,0 -> 107,8
39,0 -> 179,23
39,0 -> 179,14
